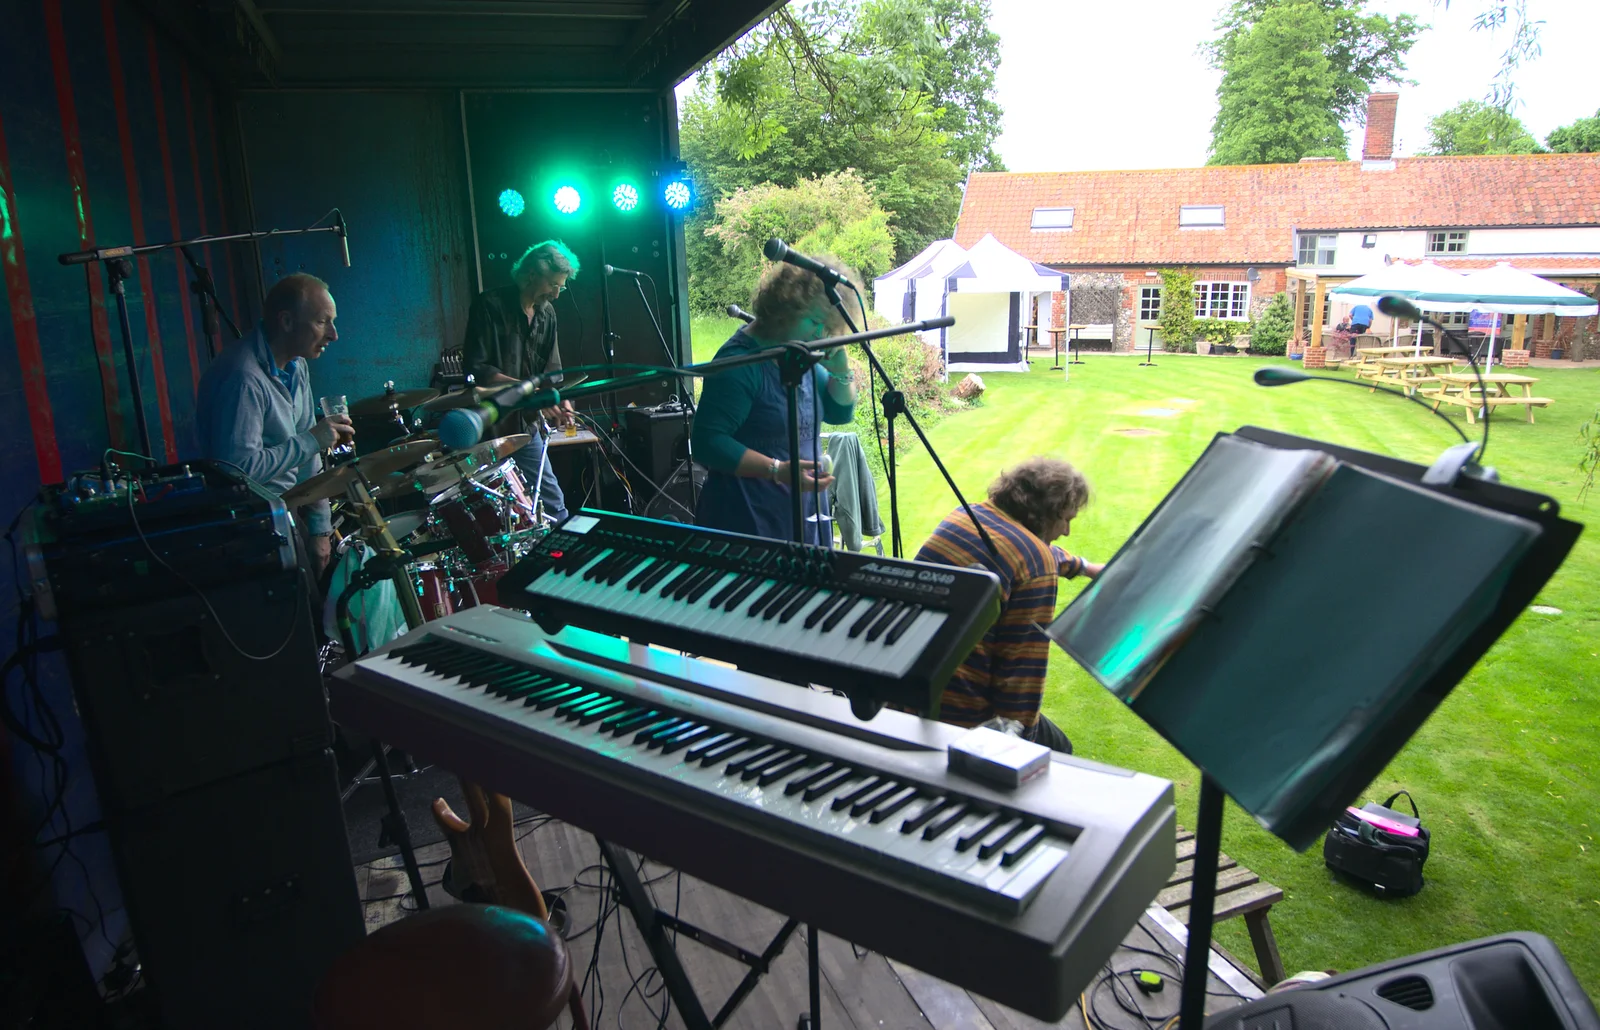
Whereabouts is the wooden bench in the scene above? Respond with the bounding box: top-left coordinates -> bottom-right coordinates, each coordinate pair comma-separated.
1158,829 -> 1287,987
1421,390 -> 1555,424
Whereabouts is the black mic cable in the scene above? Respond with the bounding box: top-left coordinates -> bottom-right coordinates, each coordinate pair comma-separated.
1376,294 -> 1491,462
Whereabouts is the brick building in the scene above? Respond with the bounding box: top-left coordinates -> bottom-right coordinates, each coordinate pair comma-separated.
954,94 -> 1600,356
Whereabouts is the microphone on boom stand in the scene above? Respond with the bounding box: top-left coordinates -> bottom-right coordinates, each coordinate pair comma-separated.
437,375 -> 561,450
763,238 -> 849,285
726,304 -> 754,324
333,210 -> 352,267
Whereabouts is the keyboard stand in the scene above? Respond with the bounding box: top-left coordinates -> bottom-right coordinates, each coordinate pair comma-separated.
597,837 -> 819,1029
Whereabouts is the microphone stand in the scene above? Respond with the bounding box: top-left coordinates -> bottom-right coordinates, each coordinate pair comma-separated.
627,273 -> 699,509
58,217 -> 346,462
180,245 -> 242,360
833,280 -> 997,561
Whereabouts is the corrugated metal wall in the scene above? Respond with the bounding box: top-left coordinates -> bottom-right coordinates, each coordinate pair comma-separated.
236,91 -> 474,405
0,0 -> 253,496
0,0 -> 254,984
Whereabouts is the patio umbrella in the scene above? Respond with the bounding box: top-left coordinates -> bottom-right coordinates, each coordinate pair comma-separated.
1413,263 -> 1599,370
1330,262 -> 1471,354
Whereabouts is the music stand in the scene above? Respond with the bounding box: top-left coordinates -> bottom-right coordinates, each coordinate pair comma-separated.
1044,426 -> 1580,1027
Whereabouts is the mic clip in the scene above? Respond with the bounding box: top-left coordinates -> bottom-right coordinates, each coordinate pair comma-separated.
1422,441 -> 1497,488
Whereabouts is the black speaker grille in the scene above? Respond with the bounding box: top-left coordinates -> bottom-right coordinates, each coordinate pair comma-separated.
1376,974 -> 1434,1010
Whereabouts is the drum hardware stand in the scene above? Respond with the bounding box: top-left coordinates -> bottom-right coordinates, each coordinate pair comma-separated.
594,838 -> 821,1030
331,474 -> 432,908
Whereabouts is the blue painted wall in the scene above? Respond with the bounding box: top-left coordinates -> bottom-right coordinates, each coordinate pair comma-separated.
237,90 -> 474,405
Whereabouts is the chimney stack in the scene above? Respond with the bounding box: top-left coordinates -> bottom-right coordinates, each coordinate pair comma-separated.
1363,92 -> 1399,161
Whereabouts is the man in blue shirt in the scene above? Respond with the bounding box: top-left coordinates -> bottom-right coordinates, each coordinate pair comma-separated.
1349,303 -> 1374,334
196,273 -> 354,572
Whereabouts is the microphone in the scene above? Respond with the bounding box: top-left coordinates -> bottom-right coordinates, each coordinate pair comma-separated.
1376,295 -> 1420,320
436,375 -> 561,450
763,238 -> 848,285
1252,365 -> 1469,445
1253,367 -> 1310,386
604,264 -> 644,277
333,210 -> 351,267
726,303 -> 754,323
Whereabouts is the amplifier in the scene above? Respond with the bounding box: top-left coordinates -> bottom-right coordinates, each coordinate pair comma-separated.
109,750 -> 364,1030
61,569 -> 332,810
26,460 -> 295,617
623,402 -> 692,487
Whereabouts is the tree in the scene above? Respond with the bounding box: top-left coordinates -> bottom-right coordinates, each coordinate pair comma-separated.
1421,100 -> 1543,154
1546,108 -> 1600,154
1207,2 -> 1351,165
1157,269 -> 1197,351
678,0 -> 1002,311
1207,0 -> 1422,127
696,171 -> 895,313
1249,292 -> 1295,356
1435,0 -> 1542,109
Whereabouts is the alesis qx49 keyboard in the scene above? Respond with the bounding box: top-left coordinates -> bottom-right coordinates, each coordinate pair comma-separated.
332,606 -> 1176,1020
498,510 -> 1004,717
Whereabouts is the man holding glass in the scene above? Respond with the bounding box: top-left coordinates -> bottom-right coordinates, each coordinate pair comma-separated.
197,272 -> 354,572
461,240 -> 579,523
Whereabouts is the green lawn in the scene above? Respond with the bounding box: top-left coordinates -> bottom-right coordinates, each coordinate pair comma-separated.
892,355 -> 1600,989
685,320 -> 1599,988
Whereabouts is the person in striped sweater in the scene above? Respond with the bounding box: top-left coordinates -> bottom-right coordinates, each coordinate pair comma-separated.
915,457 -> 1102,753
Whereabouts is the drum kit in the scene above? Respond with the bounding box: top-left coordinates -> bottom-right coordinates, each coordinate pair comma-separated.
284,378 -> 582,640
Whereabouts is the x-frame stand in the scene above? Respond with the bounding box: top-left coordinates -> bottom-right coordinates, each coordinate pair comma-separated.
596,838 -> 823,1029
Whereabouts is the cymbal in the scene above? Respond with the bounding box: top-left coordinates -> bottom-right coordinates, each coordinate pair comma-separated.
347,387 -> 439,416
413,435 -> 532,494
279,439 -> 441,507
419,386 -> 493,413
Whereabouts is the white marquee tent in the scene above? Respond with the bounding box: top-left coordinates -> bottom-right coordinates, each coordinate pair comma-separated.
873,235 -> 1069,374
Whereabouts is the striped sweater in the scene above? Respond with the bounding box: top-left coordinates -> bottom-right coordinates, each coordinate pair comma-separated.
914,502 -> 1071,729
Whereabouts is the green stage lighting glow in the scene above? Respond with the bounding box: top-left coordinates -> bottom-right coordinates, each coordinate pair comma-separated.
663,179 -> 692,211
498,188 -> 525,217
612,183 -> 640,212
553,185 -> 582,215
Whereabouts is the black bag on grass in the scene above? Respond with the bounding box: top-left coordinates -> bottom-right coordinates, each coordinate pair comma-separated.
1323,790 -> 1430,897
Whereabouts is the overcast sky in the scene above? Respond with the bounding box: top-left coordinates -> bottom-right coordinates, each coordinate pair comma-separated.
990,0 -> 1600,171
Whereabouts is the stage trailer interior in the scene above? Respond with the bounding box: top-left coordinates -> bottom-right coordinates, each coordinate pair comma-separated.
0,0 -> 780,1011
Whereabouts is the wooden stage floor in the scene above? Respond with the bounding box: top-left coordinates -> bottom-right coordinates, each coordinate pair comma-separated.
357,815 -> 1259,1030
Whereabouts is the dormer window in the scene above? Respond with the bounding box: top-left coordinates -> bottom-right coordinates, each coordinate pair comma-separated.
1031,207 -> 1075,230
1179,205 -> 1225,228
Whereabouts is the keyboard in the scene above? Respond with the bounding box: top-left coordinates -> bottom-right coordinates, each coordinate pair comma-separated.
496,509 -> 1004,717
332,606 -> 1176,1020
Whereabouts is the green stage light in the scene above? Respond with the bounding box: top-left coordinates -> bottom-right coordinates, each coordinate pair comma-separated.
612,182 -> 640,212
552,185 -> 582,215
498,188 -> 525,217
663,178 -> 693,211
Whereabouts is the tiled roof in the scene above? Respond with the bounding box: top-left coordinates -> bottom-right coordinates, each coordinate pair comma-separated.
956,154 -> 1600,267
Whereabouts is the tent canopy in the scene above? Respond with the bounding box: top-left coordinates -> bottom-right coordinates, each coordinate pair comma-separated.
947,234 -> 1069,294
1417,262 -> 1600,316
1328,261 -> 1468,301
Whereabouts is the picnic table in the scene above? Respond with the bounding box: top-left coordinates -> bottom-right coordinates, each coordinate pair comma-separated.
1372,355 -> 1458,395
1349,344 -> 1434,379
1423,373 -> 1553,424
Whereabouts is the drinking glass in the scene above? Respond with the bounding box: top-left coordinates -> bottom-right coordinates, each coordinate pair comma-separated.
319,394 -> 354,459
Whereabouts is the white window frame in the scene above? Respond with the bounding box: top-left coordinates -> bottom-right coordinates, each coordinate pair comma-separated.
1193,281 -> 1251,320
1297,233 -> 1337,267
1030,207 -> 1075,230
1428,230 -> 1468,255
1179,205 -> 1225,228
1138,286 -> 1162,322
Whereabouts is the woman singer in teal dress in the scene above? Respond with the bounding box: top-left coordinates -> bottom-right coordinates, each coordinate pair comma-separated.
691,259 -> 862,543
